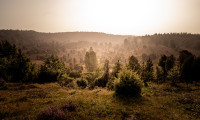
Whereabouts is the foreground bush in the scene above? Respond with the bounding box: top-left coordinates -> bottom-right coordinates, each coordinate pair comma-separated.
106,77 -> 115,90
58,74 -> 74,87
0,40 -> 37,83
69,70 -> 81,78
114,68 -> 141,97
38,55 -> 66,83
76,78 -> 88,88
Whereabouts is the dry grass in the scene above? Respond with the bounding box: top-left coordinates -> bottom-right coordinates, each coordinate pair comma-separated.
0,82 -> 200,120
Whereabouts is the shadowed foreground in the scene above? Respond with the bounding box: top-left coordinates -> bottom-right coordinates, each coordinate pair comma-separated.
0,82 -> 200,120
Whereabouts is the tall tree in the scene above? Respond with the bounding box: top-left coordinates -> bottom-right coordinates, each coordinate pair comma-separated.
128,55 -> 140,72
178,50 -> 195,82
102,59 -> 110,87
84,47 -> 98,72
141,58 -> 154,86
158,55 -> 175,82
112,60 -> 122,78
38,55 -> 66,83
0,40 -> 36,83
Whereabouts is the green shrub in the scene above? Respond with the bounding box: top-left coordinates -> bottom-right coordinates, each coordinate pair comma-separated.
94,76 -> 108,88
58,74 -> 74,87
69,70 -> 81,78
76,78 -> 88,89
83,68 -> 102,84
0,40 -> 38,83
167,66 -> 180,84
106,77 -> 115,90
114,68 -> 141,97
38,69 -> 60,83
154,66 -> 164,83
38,55 -> 66,83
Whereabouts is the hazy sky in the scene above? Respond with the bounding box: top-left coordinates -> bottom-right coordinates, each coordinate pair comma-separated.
0,0 -> 200,35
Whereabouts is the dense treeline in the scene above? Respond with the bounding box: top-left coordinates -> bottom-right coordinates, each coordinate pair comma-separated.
0,40 -> 68,83
0,40 -> 37,83
1,40 -> 200,97
1,30 -> 200,61
124,33 -> 200,50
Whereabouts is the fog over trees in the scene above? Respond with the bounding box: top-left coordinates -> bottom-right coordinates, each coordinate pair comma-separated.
1,30 -> 200,120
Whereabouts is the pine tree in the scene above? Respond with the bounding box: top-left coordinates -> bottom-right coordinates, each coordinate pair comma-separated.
112,60 -> 122,78
84,47 -> 98,72
158,55 -> 175,82
128,55 -> 140,73
141,58 -> 154,86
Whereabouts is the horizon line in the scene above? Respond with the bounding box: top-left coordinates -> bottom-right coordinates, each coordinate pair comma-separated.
1,29 -> 200,36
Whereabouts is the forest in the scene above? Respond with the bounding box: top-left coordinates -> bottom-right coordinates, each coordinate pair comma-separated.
0,30 -> 200,120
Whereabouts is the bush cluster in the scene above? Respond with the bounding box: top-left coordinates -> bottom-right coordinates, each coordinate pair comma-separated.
114,68 -> 141,97
76,78 -> 88,88
58,74 -> 74,87
0,40 -> 37,83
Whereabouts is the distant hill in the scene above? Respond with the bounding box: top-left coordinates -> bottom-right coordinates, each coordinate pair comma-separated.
0,30 -> 200,64
0,30 -> 128,45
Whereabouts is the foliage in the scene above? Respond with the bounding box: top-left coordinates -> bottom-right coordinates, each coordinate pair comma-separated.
76,77 -> 88,89
84,47 -> 98,72
69,70 -> 81,78
178,50 -> 200,83
93,77 -> 104,88
178,50 -> 196,83
100,60 -> 110,87
154,66 -> 163,83
111,60 -> 122,78
58,74 -> 74,87
0,40 -> 37,83
89,60 -> 111,88
165,55 -> 175,71
167,66 -> 180,84
114,68 -> 141,97
158,55 -> 167,82
38,55 -> 66,83
128,55 -> 141,73
193,56 -> 200,82
1,82 -> 200,120
73,64 -> 83,73
84,68 -> 103,84
158,55 -> 175,82
141,58 -> 154,86
106,77 -> 116,90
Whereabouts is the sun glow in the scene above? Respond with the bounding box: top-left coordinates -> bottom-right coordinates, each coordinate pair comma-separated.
63,0 -> 173,35
1,0 -> 199,35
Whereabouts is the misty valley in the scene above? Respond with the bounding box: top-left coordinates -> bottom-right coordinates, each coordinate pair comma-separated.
0,30 -> 200,120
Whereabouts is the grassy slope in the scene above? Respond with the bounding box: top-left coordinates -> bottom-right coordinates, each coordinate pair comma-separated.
0,82 -> 200,120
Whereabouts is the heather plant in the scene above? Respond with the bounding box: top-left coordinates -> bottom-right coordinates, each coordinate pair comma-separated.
61,101 -> 77,112
37,106 -> 70,120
